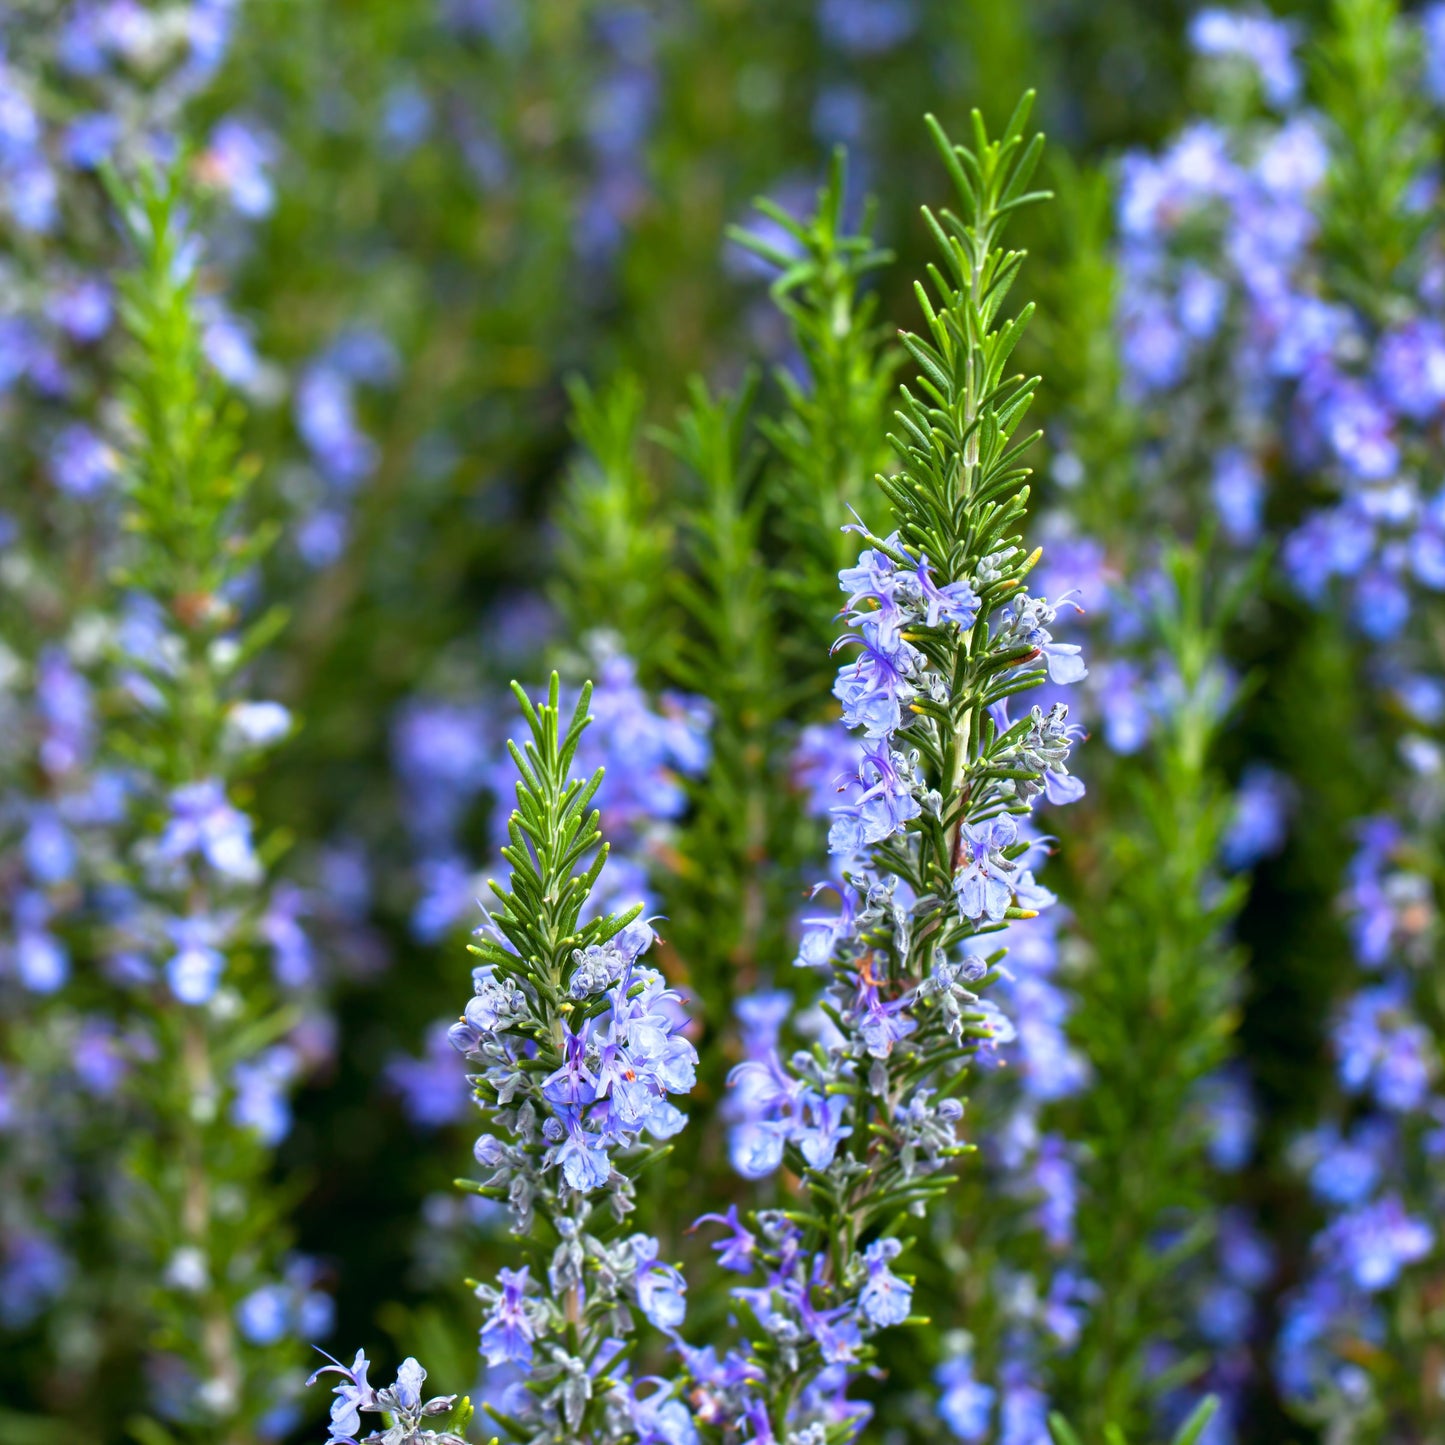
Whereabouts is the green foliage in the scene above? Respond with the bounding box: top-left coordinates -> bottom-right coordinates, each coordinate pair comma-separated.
884,99 -> 1048,572
1314,0 -> 1439,315
1055,546 -> 1252,1437
473,674 -> 641,990
101,164 -> 306,1444
552,375 -> 673,673
108,162 -> 284,787
652,377 -> 798,1070
730,149 -> 900,671
1031,155 -> 1139,535
1049,1393 -> 1221,1445
111,169 -> 264,601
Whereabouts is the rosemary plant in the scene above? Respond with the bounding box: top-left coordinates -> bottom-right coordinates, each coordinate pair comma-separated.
728,149 -> 900,675
316,676 -> 697,1444
681,97 -> 1088,1441
107,166 -> 324,1441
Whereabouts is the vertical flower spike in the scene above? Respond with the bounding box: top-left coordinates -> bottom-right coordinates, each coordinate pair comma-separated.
107,165 -> 325,1438
686,97 -> 1086,1440
0,6 -> 269,1390
1104,4 -> 1445,1432
315,675 -> 697,1443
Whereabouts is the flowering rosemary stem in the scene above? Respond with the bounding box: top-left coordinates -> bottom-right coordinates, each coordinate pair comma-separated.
686,96 -> 1090,1443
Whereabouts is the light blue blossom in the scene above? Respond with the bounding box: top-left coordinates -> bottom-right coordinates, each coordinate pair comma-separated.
954,816 -> 1019,922
164,914 -> 227,1005
937,1350 -> 995,1440
857,1238 -> 911,1326
157,780 -> 261,883
478,1266 -> 541,1366
1189,8 -> 1301,107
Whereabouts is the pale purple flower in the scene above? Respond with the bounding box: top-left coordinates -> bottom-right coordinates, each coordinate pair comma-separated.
694,1205 -> 756,1273
387,1022 -> 471,1128
24,808 -> 76,885
1333,979 -> 1436,1112
833,620 -> 923,738
480,1266 -> 539,1366
817,0 -> 916,55
850,981 -> 916,1060
796,1091 -> 854,1168
63,114 -> 120,168
232,1046 -> 300,1144
1177,264 -> 1227,339
1298,1122 -> 1390,1207
307,1349 -> 377,1443
295,364 -> 377,486
553,1109 -> 612,1191
200,118 -> 276,217
14,925 -> 68,994
857,1237 -> 911,1326
937,1351 -> 995,1440
1427,3 -> 1445,103
157,780 -> 260,882
237,1283 -> 292,1345
1189,8 -> 1301,107
1221,765 -> 1291,870
954,815 -> 1019,922
227,701 -> 291,747
47,276 -> 113,342
48,423 -> 116,496
1211,447 -> 1264,543
541,1022 -> 599,1109
0,1233 -> 70,1329
632,1234 -> 688,1332
165,914 -> 227,1005
1199,1069 -> 1257,1172
1030,1134 -> 1079,1250
1376,319 -> 1445,420
1320,1196 -> 1432,1292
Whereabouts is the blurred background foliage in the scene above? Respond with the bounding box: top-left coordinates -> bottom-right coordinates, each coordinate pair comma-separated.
2,0 -> 1370,1439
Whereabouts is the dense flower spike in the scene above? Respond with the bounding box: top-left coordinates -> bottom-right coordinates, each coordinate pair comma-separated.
316,676 -> 696,1443
104,166 -> 330,1437
681,98 -> 1087,1441
1114,1 -> 1445,640
1115,4 -> 1445,1434
386,647 -> 710,1136
0,0 -> 273,1385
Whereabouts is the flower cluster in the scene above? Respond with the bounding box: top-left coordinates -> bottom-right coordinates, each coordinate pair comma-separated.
928,899 -> 1098,1441
1111,5 -> 1445,1433
1115,3 -> 1445,638
677,101 -> 1086,1441
318,677 -> 699,1444
1274,809 -> 1443,1419
387,647 -> 709,1132
452,916 -> 695,1205
91,168 -> 333,1435
0,0 -> 277,1353
309,1352 -> 470,1445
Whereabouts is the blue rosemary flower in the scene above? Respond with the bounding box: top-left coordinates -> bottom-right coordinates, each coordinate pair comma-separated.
314,678 -> 700,1443
682,102 -> 1086,1441
954,816 -> 1022,922
308,1352 -> 467,1445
